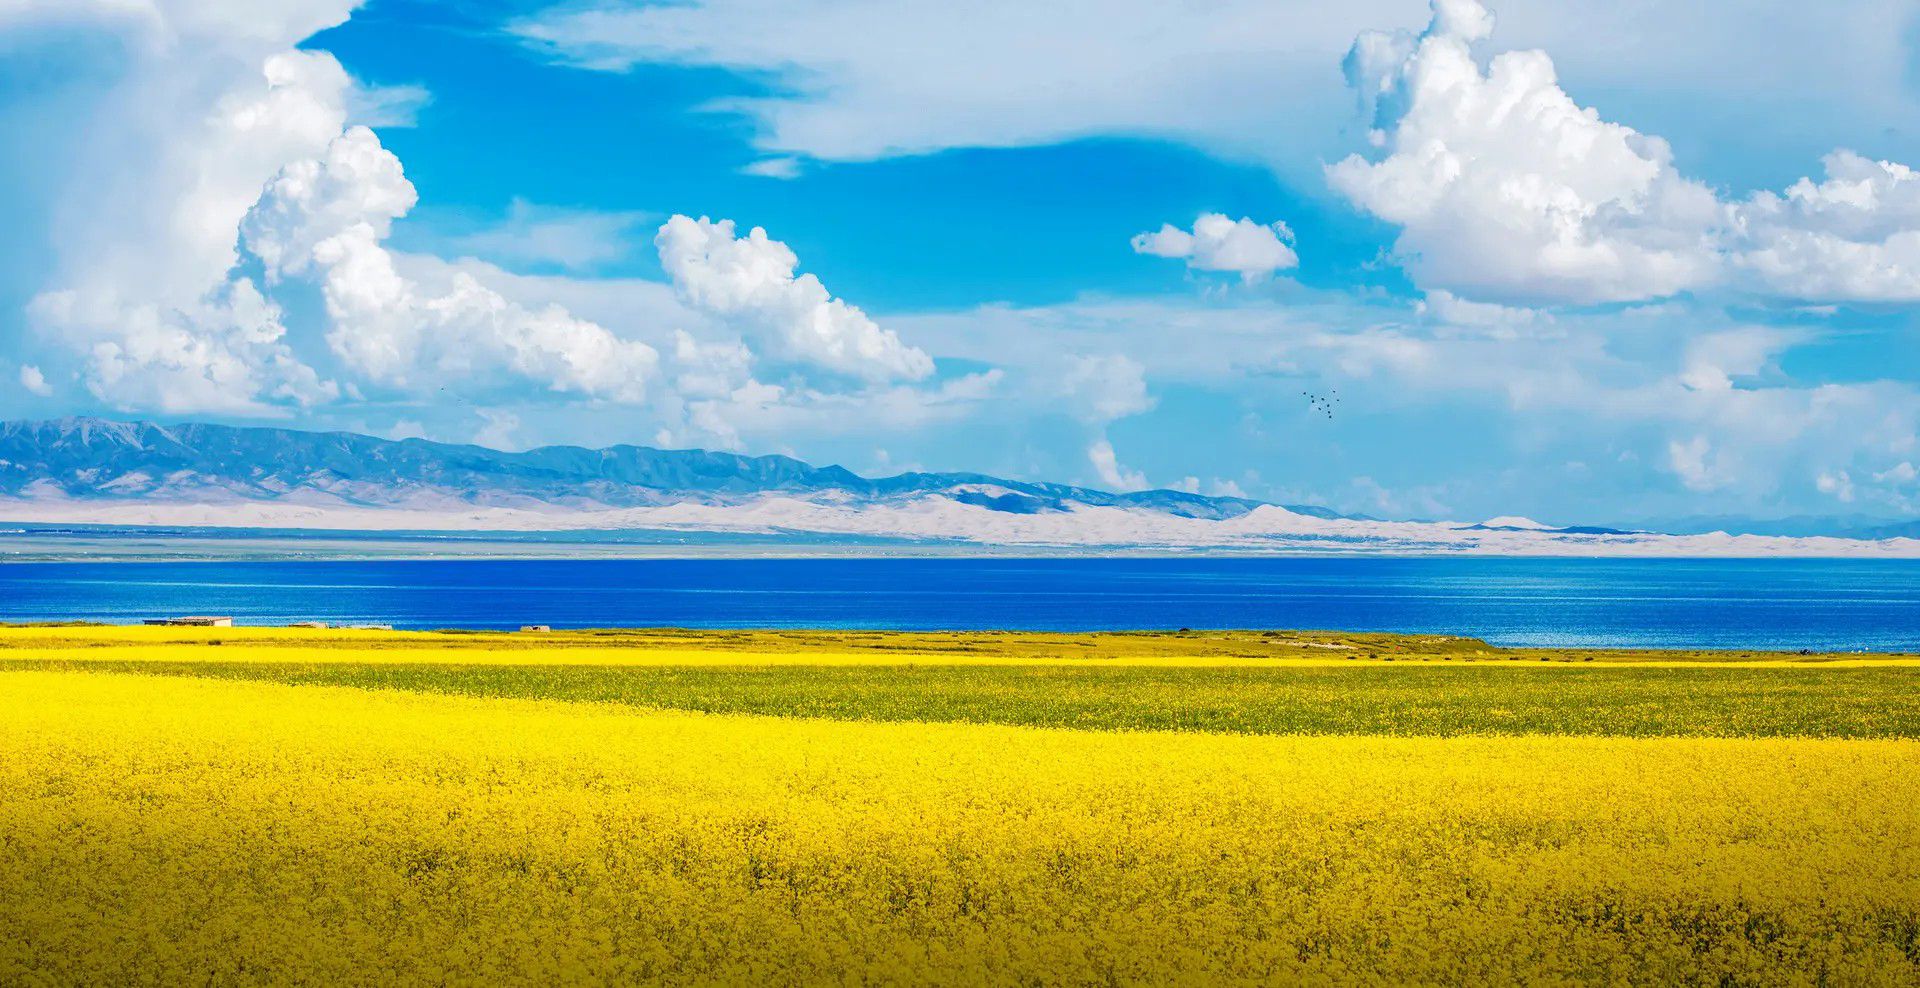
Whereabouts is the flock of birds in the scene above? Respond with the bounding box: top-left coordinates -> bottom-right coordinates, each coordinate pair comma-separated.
1302,389 -> 1339,420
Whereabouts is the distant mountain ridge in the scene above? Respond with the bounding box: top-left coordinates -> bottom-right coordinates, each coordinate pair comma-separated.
1645,512 -> 1920,542
0,417 -> 1344,522
6,418 -> 1914,556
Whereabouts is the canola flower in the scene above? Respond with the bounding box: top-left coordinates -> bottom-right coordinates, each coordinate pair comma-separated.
3,669 -> 1919,985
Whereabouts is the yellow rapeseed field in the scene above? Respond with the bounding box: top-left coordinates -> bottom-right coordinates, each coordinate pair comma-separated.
3,629 -> 1920,982
4,632 -> 1920,985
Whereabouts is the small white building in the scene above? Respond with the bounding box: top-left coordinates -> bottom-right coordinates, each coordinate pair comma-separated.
144,616 -> 234,627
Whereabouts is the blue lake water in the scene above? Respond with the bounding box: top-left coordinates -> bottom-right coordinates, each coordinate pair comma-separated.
2,556 -> 1919,650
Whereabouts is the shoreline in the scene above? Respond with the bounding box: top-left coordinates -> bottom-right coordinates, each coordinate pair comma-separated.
13,529 -> 1920,564
5,624 -> 1916,664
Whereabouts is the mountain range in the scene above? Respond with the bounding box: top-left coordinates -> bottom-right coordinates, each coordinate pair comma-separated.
0,417 -> 1328,521
0,417 -> 1914,556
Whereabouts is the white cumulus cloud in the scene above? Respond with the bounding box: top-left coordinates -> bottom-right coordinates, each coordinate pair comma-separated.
1087,437 -> 1148,492
244,126 -> 660,402
1332,0 -> 1920,306
1061,354 -> 1153,423
1876,462 -> 1918,486
1732,152 -> 1920,302
25,47 -> 356,413
17,365 -> 52,397
1677,328 -> 1792,394
1329,0 -> 1722,305
655,215 -> 933,383
1416,290 -> 1547,338
1816,469 -> 1856,503
1668,436 -> 1736,493
473,409 -> 524,451
12,4 -> 669,415
1132,214 -> 1298,283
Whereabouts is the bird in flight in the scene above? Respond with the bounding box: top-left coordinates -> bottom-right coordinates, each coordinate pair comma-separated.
1301,389 -> 1339,420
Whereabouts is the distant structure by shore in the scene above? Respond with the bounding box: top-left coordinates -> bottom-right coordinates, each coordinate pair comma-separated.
144,616 -> 232,627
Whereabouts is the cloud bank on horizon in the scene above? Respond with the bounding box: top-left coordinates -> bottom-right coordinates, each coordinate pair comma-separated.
3,0 -> 1920,530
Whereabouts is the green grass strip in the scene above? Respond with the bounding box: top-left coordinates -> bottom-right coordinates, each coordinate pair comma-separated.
12,659 -> 1920,739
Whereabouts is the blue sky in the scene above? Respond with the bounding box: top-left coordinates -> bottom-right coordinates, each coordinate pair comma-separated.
5,0 -> 1920,527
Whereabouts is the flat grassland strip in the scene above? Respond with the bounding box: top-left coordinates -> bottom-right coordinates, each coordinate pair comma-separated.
13,659 -> 1919,739
3,624 -> 1907,664
5,625 -> 1920,738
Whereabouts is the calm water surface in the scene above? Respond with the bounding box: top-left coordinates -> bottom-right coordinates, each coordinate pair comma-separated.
2,557 -> 1918,650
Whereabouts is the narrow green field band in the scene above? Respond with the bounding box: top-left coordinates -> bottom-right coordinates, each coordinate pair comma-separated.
12,658 -> 1919,739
